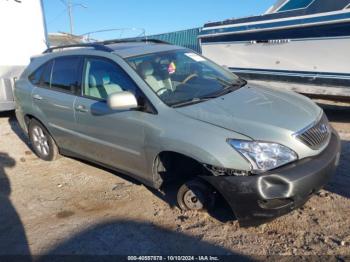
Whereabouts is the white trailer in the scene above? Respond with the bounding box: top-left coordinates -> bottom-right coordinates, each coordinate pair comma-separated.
0,0 -> 47,111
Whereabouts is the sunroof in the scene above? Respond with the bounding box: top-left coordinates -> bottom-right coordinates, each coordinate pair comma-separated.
278,0 -> 314,12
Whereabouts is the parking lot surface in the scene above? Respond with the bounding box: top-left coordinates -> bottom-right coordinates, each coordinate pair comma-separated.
0,104 -> 349,258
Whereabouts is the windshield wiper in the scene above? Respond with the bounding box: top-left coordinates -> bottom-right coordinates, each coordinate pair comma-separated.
170,79 -> 248,108
217,77 -> 247,89
208,78 -> 247,98
171,97 -> 213,108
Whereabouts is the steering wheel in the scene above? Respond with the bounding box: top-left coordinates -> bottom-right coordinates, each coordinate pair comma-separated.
182,74 -> 198,84
156,88 -> 169,96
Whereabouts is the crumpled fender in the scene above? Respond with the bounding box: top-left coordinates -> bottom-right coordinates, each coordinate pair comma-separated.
201,132 -> 341,227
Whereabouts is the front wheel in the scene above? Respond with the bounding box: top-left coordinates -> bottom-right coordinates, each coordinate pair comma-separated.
28,119 -> 59,161
177,179 -> 214,211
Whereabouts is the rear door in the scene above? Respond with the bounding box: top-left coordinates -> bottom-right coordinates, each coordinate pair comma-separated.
73,56 -> 148,178
31,56 -> 82,150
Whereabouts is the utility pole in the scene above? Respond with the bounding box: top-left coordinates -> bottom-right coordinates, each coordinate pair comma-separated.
59,0 -> 86,35
67,0 -> 74,35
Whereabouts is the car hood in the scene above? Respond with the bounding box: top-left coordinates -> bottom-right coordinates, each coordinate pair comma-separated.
175,85 -> 322,154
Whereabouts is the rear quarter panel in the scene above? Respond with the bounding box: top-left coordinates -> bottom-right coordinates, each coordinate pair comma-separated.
14,78 -> 35,134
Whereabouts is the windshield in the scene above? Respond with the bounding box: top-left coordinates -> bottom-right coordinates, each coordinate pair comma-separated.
126,50 -> 245,107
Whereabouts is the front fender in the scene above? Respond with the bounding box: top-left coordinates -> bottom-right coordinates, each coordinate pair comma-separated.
143,111 -> 253,179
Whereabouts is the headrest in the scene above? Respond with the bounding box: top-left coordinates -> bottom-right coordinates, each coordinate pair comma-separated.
89,75 -> 97,87
89,70 -> 110,87
138,62 -> 154,78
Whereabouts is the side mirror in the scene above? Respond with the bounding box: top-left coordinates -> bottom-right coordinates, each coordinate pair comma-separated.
107,91 -> 138,111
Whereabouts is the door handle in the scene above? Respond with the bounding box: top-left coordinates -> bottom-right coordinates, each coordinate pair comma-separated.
32,94 -> 43,101
75,105 -> 89,113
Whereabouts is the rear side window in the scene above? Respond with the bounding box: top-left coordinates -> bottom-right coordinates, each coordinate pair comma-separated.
51,56 -> 81,93
42,61 -> 53,88
29,65 -> 45,85
29,61 -> 53,88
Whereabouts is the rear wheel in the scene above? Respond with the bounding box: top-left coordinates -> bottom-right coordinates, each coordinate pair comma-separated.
28,119 -> 59,161
177,179 -> 214,211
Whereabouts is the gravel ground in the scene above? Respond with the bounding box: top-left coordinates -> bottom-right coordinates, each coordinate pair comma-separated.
0,104 -> 349,259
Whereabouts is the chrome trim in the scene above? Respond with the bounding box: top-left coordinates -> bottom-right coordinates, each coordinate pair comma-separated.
292,112 -> 323,138
292,113 -> 331,150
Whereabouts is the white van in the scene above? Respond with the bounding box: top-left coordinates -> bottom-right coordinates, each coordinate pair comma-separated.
0,0 -> 47,111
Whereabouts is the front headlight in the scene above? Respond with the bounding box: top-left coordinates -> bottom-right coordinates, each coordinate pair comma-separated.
228,140 -> 298,173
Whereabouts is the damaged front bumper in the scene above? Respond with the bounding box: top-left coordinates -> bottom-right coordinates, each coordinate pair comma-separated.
202,131 -> 341,227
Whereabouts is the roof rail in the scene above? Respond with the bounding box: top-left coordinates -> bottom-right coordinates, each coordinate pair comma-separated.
100,38 -> 170,45
43,43 -> 114,54
43,39 -> 169,54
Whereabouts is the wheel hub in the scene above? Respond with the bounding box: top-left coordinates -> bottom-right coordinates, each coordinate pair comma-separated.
32,126 -> 49,156
183,189 -> 204,210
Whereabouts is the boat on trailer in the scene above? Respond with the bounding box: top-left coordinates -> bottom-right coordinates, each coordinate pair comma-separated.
199,0 -> 350,99
0,0 -> 47,112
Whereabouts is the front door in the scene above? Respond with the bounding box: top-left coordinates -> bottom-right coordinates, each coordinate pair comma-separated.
73,57 -> 148,178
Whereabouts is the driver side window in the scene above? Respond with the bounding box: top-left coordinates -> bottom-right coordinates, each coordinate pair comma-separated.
83,57 -> 138,100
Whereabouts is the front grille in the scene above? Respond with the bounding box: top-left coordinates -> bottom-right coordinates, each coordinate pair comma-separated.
294,114 -> 331,150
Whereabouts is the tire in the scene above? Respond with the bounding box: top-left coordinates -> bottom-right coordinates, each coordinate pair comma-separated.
28,119 -> 59,161
177,179 -> 214,211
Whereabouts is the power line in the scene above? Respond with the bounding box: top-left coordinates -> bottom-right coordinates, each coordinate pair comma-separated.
47,8 -> 67,25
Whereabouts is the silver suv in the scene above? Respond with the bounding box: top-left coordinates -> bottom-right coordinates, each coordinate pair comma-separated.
15,40 -> 341,226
